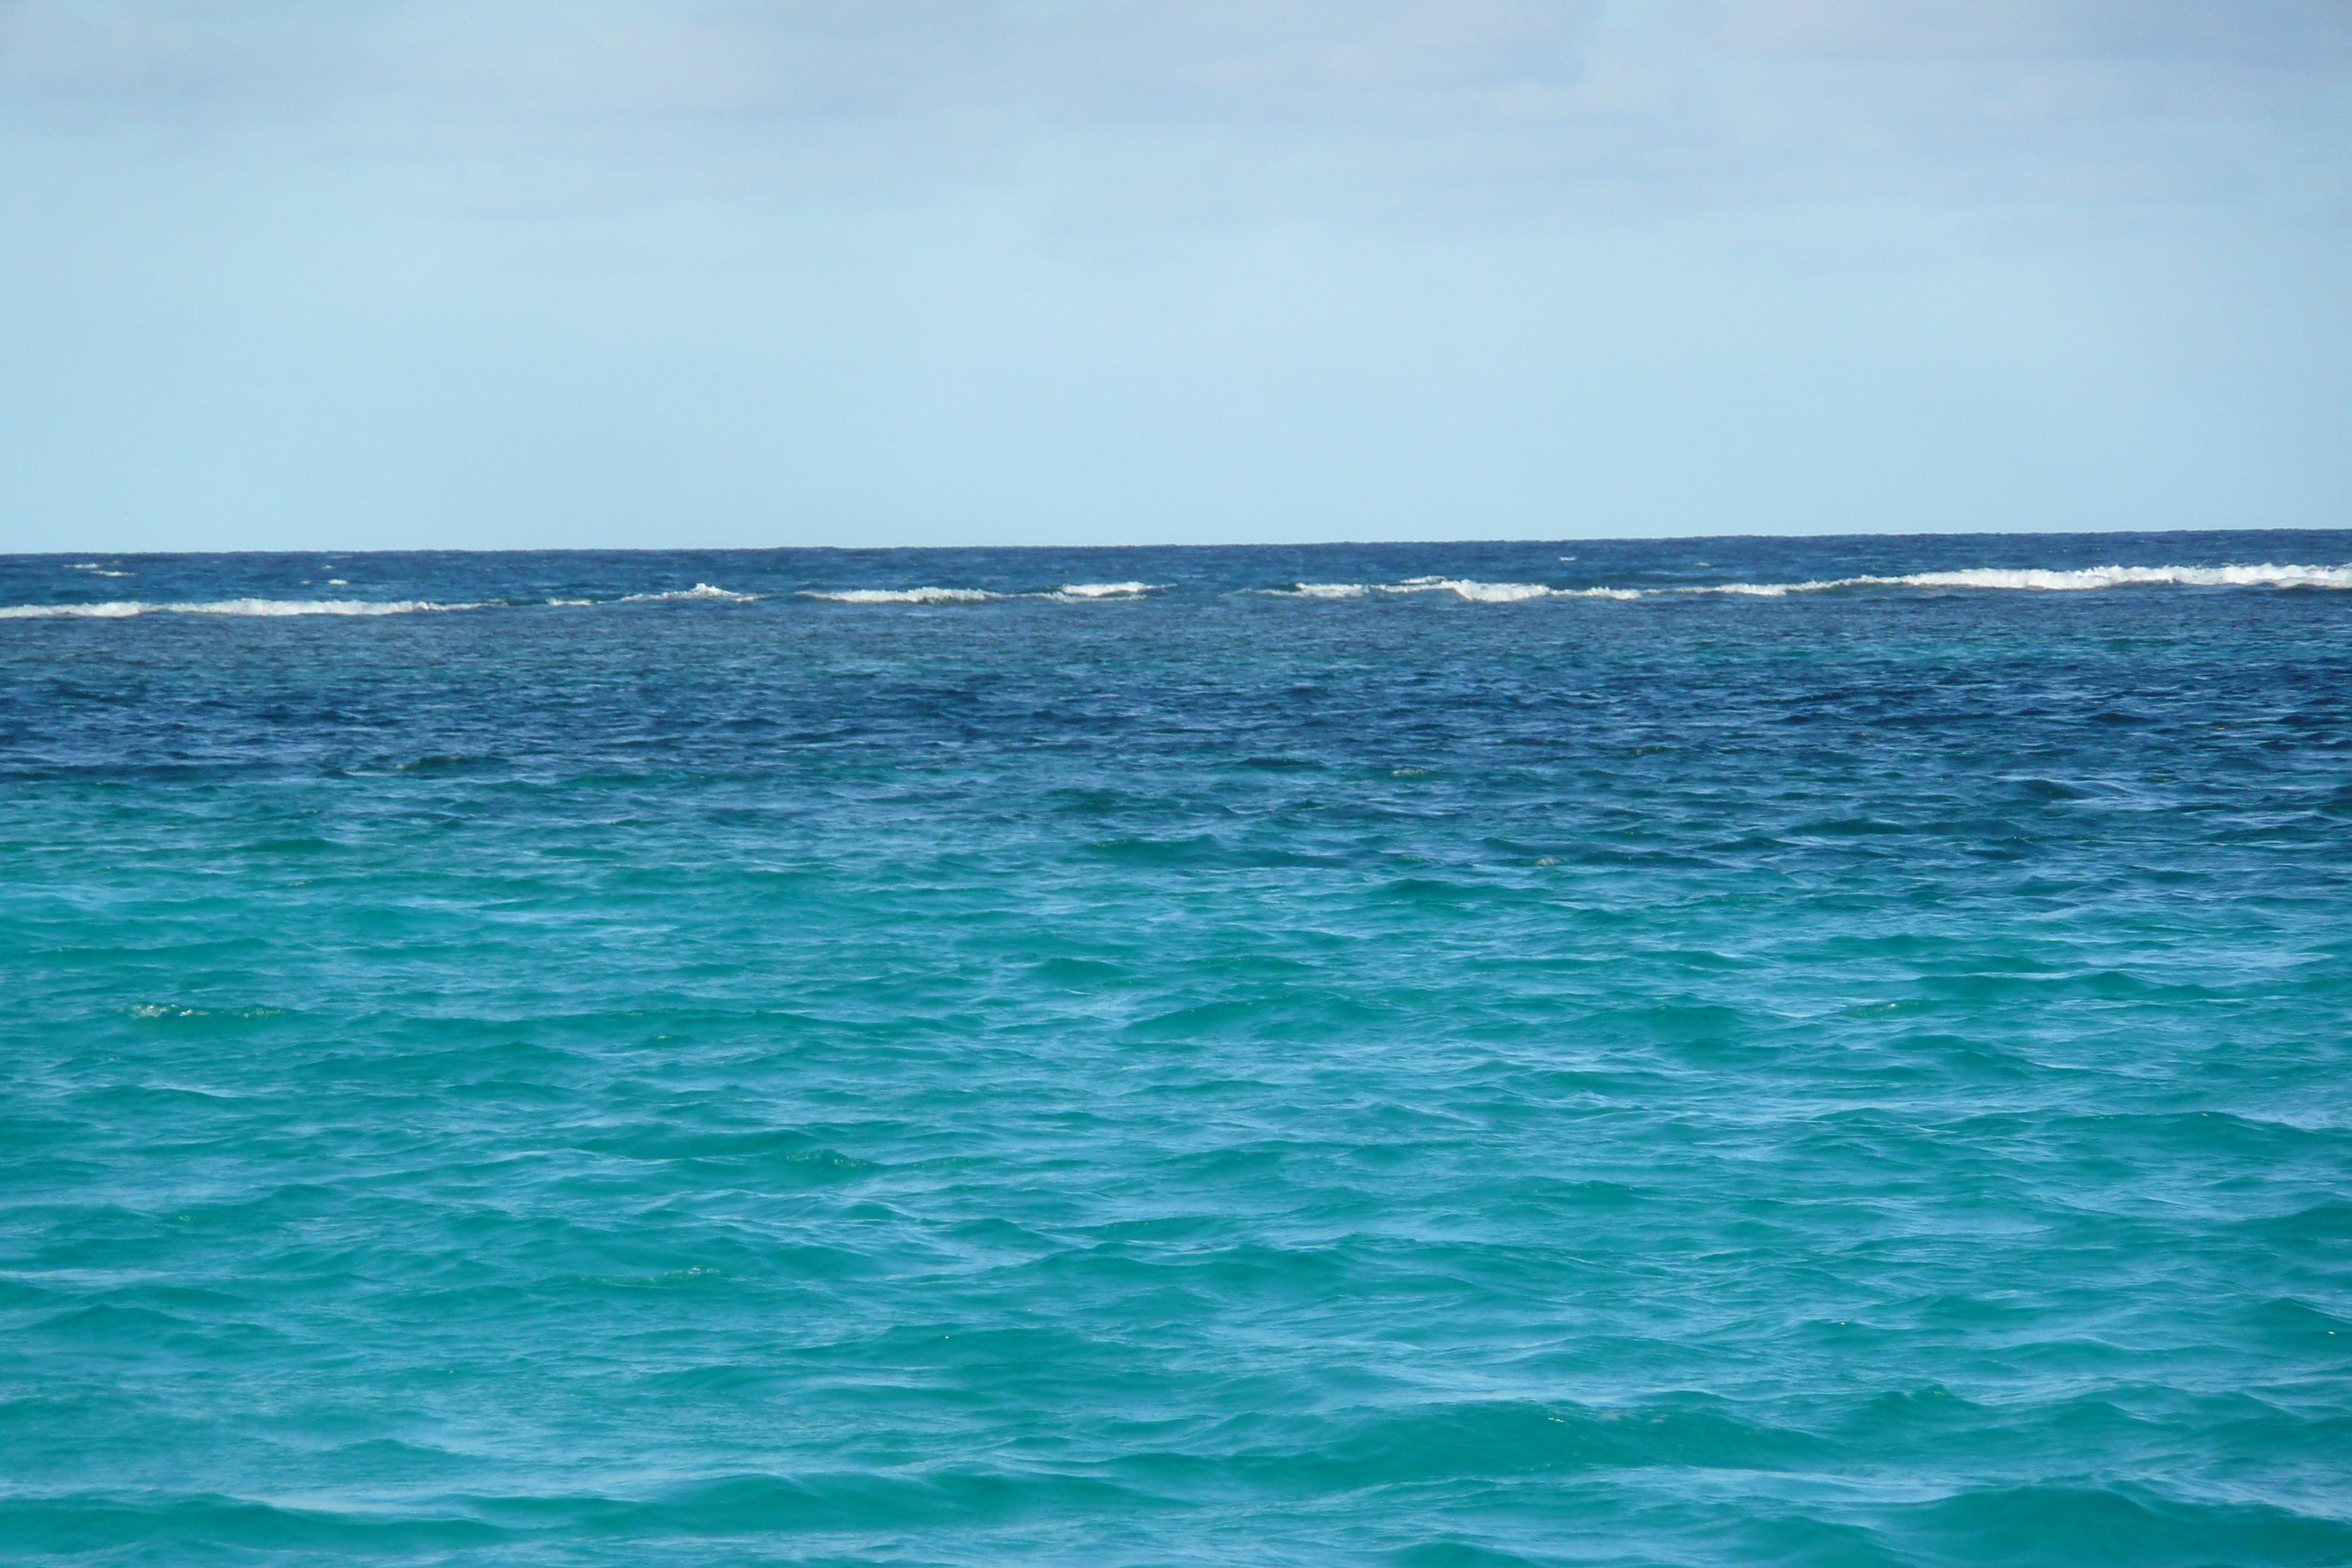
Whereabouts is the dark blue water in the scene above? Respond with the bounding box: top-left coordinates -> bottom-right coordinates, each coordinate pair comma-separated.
4,532 -> 2350,1566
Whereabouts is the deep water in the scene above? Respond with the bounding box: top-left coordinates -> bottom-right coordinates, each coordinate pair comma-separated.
4,532 -> 2350,1567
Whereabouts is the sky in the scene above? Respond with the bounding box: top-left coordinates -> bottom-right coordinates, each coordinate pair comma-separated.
2,1 -> 2348,551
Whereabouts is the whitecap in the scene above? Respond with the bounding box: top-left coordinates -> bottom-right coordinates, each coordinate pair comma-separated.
1384,578 -> 1635,603
1409,579 -> 1556,603
0,598 -> 486,619
799,587 -> 1000,604
1265,578 -> 1635,602
0,600 -> 146,619
616,583 -> 759,603
1319,562 -> 2352,603
1682,564 -> 2352,597
800,583 -> 1160,604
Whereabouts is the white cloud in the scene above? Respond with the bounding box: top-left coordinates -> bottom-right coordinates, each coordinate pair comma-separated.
1,0 -> 2346,219
1715,0 -> 2345,64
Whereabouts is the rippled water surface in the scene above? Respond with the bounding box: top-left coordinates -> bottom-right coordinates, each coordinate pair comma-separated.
4,532 -> 2350,1567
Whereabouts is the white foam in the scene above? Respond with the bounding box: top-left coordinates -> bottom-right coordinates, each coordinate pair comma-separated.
799,587 -> 1001,604
69,563 -> 129,577
1389,578 -> 1640,603
0,598 -> 483,619
1427,579 -> 1553,603
0,601 -> 146,619
804,582 -> 1164,603
1269,562 -> 2352,605
1266,578 -> 1637,601
1685,563 -> 2352,596
1415,578 -> 1555,603
617,583 -> 758,603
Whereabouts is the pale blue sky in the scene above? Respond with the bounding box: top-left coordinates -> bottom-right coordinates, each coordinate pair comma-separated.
4,0 -> 2348,550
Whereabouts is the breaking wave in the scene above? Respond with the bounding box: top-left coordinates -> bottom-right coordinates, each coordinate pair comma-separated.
801,583 -> 1164,604
0,598 -> 486,619
1265,578 -> 1639,603
1684,564 -> 2352,595
14,565 -> 2335,625
615,584 -> 759,603
1265,563 -> 2352,603
800,587 -> 1001,604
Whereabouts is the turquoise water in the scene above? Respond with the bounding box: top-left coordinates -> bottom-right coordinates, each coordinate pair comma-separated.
4,533 -> 2350,1567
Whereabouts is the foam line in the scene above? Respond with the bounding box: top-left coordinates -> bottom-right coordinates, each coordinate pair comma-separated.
0,598 -> 487,619
615,584 -> 759,603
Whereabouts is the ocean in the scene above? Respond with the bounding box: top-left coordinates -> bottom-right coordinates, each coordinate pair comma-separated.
4,532 -> 2349,1567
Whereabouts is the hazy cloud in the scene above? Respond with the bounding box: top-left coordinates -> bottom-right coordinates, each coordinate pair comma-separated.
4,1 -> 2348,551
5,1 -> 2346,217
1716,0 -> 2345,65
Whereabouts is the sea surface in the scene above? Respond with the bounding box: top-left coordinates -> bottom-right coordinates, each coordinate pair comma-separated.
4,532 -> 2350,1567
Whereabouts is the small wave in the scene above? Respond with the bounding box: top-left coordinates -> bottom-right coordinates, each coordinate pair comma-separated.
128,1003 -> 284,1019
1264,562 -> 2352,605
0,598 -> 485,619
1684,563 -> 2352,596
1434,578 -> 1550,603
1390,578 -> 1640,603
1268,578 -> 1635,603
1395,578 -> 1557,603
69,563 -> 130,577
615,584 -> 758,603
802,583 -> 1161,604
799,587 -> 1001,604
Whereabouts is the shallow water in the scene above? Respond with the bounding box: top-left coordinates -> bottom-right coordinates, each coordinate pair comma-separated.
4,532 -> 2350,1566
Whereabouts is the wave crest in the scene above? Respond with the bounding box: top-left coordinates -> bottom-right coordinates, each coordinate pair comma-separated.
1264,562 -> 2352,604
615,584 -> 758,603
0,598 -> 485,619
801,583 -> 1162,604
799,587 -> 1001,604
1692,563 -> 2352,596
1268,579 -> 1637,602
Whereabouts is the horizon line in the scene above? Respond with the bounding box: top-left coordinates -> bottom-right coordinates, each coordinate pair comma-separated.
15,523 -> 2351,559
